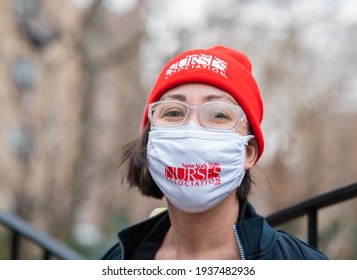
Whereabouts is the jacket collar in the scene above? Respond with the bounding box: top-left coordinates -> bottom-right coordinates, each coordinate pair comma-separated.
235,203 -> 277,259
118,202 -> 276,259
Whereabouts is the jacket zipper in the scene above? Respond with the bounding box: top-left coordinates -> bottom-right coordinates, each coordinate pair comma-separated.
232,224 -> 245,260
118,236 -> 125,260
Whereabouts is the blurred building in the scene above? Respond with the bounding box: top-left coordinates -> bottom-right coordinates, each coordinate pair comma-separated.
0,0 -> 163,254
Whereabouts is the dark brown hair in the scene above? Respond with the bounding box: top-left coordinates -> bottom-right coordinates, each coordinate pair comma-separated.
119,124 -> 252,201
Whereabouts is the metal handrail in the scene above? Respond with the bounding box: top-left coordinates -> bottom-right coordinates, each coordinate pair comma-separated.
0,210 -> 84,260
266,182 -> 357,248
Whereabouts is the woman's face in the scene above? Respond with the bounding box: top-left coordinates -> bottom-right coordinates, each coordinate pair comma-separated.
159,83 -> 250,136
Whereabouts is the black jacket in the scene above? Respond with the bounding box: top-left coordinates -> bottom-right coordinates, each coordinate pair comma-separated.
101,202 -> 328,260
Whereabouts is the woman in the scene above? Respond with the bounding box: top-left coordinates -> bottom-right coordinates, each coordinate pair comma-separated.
102,46 -> 328,260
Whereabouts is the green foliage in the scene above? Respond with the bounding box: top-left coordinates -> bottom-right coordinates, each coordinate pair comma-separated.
319,219 -> 357,260
320,219 -> 342,245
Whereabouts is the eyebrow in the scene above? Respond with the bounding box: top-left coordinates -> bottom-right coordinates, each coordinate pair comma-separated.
161,93 -> 237,104
161,93 -> 186,102
203,94 -> 237,104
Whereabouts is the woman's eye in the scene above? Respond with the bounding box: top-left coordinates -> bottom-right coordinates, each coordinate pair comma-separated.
210,110 -> 231,121
163,109 -> 183,118
213,112 -> 228,119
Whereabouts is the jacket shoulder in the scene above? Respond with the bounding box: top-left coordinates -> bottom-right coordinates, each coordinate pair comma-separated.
274,230 -> 329,260
238,203 -> 328,260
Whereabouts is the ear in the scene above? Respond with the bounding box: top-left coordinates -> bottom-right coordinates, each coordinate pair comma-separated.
245,138 -> 258,170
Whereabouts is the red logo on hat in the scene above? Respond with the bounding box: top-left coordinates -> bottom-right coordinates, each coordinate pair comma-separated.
165,54 -> 228,79
165,162 -> 221,187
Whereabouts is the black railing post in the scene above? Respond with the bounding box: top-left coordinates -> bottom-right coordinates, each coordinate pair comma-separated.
307,207 -> 318,248
43,250 -> 51,260
11,231 -> 20,260
267,182 -> 357,251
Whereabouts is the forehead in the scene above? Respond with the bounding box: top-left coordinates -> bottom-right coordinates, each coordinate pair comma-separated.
160,83 -> 237,105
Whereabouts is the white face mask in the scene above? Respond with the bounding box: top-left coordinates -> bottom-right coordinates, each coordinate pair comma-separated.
147,122 -> 254,213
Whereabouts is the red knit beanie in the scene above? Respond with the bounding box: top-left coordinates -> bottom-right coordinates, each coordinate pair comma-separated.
142,45 -> 264,161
